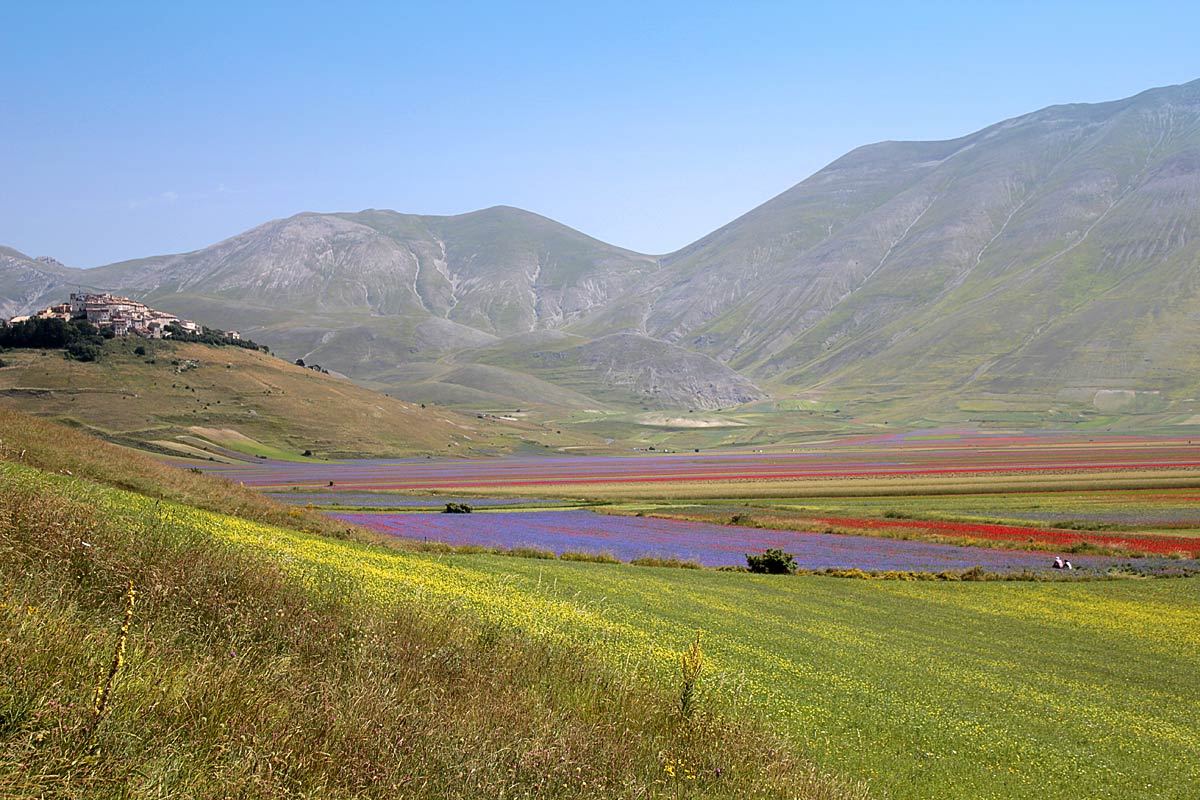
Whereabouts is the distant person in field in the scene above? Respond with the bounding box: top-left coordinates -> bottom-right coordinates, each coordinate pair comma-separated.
1064,560 -> 1073,570
1053,556 -> 1064,569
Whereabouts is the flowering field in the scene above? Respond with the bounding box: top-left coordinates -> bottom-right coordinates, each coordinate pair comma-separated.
201,431 -> 1200,569
12,462 -> 1198,800
204,430 -> 1200,494
332,509 -> 1145,572
630,506 -> 1200,559
786,487 -> 1200,532
801,514 -> 1200,556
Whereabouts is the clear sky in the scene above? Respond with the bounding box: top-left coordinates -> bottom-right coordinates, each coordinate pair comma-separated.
2,1 -> 1197,267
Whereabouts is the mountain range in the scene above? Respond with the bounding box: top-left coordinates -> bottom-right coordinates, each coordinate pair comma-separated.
5,78 -> 1200,423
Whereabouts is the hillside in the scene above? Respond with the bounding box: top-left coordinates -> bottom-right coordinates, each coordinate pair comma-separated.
659,79 -> 1200,416
0,338 -> 598,459
4,409 -> 1196,799
0,411 -> 854,800
4,79 -> 1200,423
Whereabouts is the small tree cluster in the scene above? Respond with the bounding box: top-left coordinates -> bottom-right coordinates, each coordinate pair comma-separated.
164,322 -> 267,351
0,317 -> 106,361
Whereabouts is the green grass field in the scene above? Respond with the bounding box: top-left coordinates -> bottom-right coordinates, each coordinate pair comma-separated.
453,556 -> 1199,799
5,409 -> 1199,798
10,456 -> 1195,799
2,460 -> 855,799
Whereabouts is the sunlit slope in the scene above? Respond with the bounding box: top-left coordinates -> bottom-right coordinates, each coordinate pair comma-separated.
682,81 -> 1200,410
2,458 -> 849,798
0,339 -> 563,458
12,455 -> 1193,800
84,206 -> 657,364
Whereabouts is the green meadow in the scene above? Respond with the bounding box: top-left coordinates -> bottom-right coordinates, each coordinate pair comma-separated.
7,457 -> 1196,798
4,410 -> 1199,799
456,556 -> 1200,800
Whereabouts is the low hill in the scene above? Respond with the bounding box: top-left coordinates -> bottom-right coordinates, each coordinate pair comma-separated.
0,338 -> 597,459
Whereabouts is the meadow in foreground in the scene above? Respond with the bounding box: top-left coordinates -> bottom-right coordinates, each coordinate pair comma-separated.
0,411 -> 863,800
9,411 -> 1200,799
8,454 -> 1196,799
455,555 -> 1199,800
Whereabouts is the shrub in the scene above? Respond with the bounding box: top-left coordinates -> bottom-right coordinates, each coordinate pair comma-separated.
745,548 -> 797,574
630,557 -> 703,569
961,565 -> 988,581
65,339 -> 102,362
501,547 -> 557,560
561,551 -> 620,564
442,502 -> 472,514
1,317 -> 105,361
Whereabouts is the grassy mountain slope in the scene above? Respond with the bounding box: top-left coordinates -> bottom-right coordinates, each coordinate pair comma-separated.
0,411 -> 860,799
663,80 -> 1200,413
0,338 -> 571,458
462,331 -> 765,410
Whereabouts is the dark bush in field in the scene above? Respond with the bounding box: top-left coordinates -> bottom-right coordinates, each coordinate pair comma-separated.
746,548 -> 797,574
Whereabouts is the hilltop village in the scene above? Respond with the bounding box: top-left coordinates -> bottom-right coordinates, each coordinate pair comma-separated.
1,292 -> 238,340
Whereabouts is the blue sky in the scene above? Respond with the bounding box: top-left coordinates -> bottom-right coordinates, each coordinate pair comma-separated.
2,1 -> 1197,266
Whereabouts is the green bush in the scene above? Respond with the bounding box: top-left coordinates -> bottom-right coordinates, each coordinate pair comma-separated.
745,548 -> 797,574
65,339 -> 103,362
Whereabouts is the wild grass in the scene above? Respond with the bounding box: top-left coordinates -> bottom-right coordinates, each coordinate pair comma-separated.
451,553 -> 1200,800
560,550 -> 622,564
0,406 -> 358,541
0,455 -> 865,798
630,557 -> 704,570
